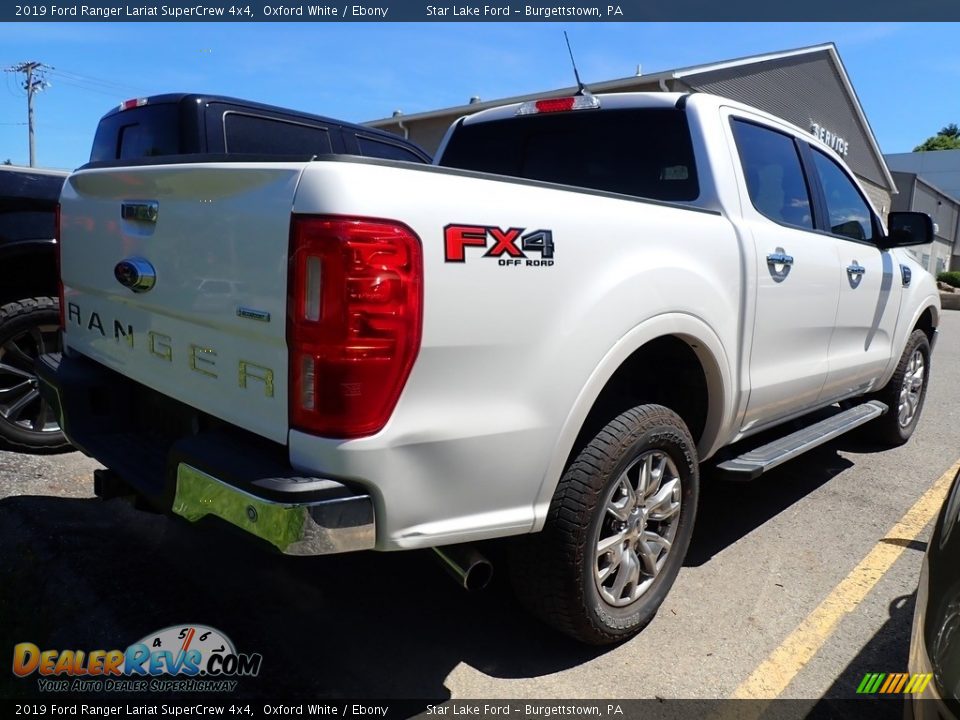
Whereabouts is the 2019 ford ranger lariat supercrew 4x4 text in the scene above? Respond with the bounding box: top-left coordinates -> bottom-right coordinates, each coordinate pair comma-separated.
40,91 -> 939,644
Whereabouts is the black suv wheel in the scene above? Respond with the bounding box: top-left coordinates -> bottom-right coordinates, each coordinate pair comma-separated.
0,297 -> 69,451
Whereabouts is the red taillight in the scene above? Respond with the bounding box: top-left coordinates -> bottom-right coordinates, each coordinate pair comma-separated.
55,203 -> 64,332
287,216 -> 423,438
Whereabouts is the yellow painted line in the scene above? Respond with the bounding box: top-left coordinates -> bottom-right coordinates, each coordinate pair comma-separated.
731,459 -> 960,700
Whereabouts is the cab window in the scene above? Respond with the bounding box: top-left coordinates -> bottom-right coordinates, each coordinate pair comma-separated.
731,119 -> 814,230
810,150 -> 874,242
223,113 -> 332,156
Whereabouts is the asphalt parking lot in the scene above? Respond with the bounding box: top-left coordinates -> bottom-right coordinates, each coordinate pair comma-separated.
2,312 -> 960,706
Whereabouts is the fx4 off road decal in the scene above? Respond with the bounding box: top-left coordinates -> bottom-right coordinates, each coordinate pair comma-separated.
444,224 -> 555,267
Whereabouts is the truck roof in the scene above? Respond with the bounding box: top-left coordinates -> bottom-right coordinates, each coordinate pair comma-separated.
99,92 -> 415,147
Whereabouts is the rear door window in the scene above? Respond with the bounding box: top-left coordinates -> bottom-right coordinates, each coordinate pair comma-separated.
223,113 -> 333,156
731,119 -> 814,230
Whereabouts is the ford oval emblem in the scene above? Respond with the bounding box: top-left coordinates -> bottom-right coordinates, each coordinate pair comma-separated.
114,257 -> 157,293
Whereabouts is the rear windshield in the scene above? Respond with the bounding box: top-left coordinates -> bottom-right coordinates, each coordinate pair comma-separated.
439,107 -> 699,202
90,105 -> 180,163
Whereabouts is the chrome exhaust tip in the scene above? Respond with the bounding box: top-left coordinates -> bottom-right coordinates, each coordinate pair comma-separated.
433,544 -> 493,591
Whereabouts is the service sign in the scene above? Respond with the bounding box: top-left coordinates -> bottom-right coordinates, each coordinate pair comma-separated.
810,122 -> 850,156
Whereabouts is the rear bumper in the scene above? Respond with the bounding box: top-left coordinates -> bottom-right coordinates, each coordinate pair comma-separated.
37,351 -> 375,555
171,463 -> 374,555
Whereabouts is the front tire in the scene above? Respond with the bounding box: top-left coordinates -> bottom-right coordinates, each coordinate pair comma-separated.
509,404 -> 699,645
871,329 -> 931,447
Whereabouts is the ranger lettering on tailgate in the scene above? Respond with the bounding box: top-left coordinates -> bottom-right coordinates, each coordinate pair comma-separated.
65,302 -> 275,398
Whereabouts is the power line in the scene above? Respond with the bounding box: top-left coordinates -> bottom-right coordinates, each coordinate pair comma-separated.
47,76 -> 124,98
47,68 -> 146,94
4,61 -> 52,167
4,71 -> 23,98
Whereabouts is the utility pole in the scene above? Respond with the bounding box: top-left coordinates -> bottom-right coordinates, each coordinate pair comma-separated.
4,61 -> 51,167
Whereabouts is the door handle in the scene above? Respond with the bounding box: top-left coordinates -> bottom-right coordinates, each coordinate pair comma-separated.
847,263 -> 866,277
121,201 -> 159,223
767,252 -> 794,266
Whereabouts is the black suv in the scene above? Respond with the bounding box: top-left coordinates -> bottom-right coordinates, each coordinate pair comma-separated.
0,165 -> 69,451
87,93 -> 431,164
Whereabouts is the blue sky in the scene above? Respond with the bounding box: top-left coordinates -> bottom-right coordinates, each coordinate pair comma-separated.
1,22 -> 958,169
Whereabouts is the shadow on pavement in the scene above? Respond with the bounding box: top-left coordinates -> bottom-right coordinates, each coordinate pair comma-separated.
0,438 -> 868,702
817,592 -> 918,718
0,494 -> 603,702
688,444 -> 854,566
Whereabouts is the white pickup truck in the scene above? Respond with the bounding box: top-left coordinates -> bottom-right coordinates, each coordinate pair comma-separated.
40,91 -> 939,645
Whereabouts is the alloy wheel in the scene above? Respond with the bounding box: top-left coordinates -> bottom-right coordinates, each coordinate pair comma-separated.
897,348 -> 925,428
594,450 -> 682,607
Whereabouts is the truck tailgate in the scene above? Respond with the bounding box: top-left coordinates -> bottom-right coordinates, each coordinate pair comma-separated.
59,163 -> 306,444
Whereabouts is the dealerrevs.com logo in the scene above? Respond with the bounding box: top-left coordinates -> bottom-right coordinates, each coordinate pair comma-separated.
12,624 -> 262,693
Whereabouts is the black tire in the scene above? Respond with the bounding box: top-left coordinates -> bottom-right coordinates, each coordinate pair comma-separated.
508,404 -> 699,645
869,329 -> 931,447
0,297 -> 70,452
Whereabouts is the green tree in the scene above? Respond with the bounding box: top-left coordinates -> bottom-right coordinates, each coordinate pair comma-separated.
914,124 -> 960,151
2,159 -> 11,165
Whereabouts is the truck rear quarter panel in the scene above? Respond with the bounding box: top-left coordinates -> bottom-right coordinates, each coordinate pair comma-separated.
289,160 -> 742,549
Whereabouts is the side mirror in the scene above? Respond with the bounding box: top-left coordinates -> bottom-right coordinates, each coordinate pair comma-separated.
880,211 -> 934,249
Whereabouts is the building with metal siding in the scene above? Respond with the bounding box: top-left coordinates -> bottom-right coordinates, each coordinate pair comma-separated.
887,150 -> 960,204
367,43 -> 897,217
890,171 -> 960,273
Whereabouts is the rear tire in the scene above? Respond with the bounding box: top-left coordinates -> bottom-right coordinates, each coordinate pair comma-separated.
870,329 -> 930,447
0,297 -> 69,452
509,404 -> 699,645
